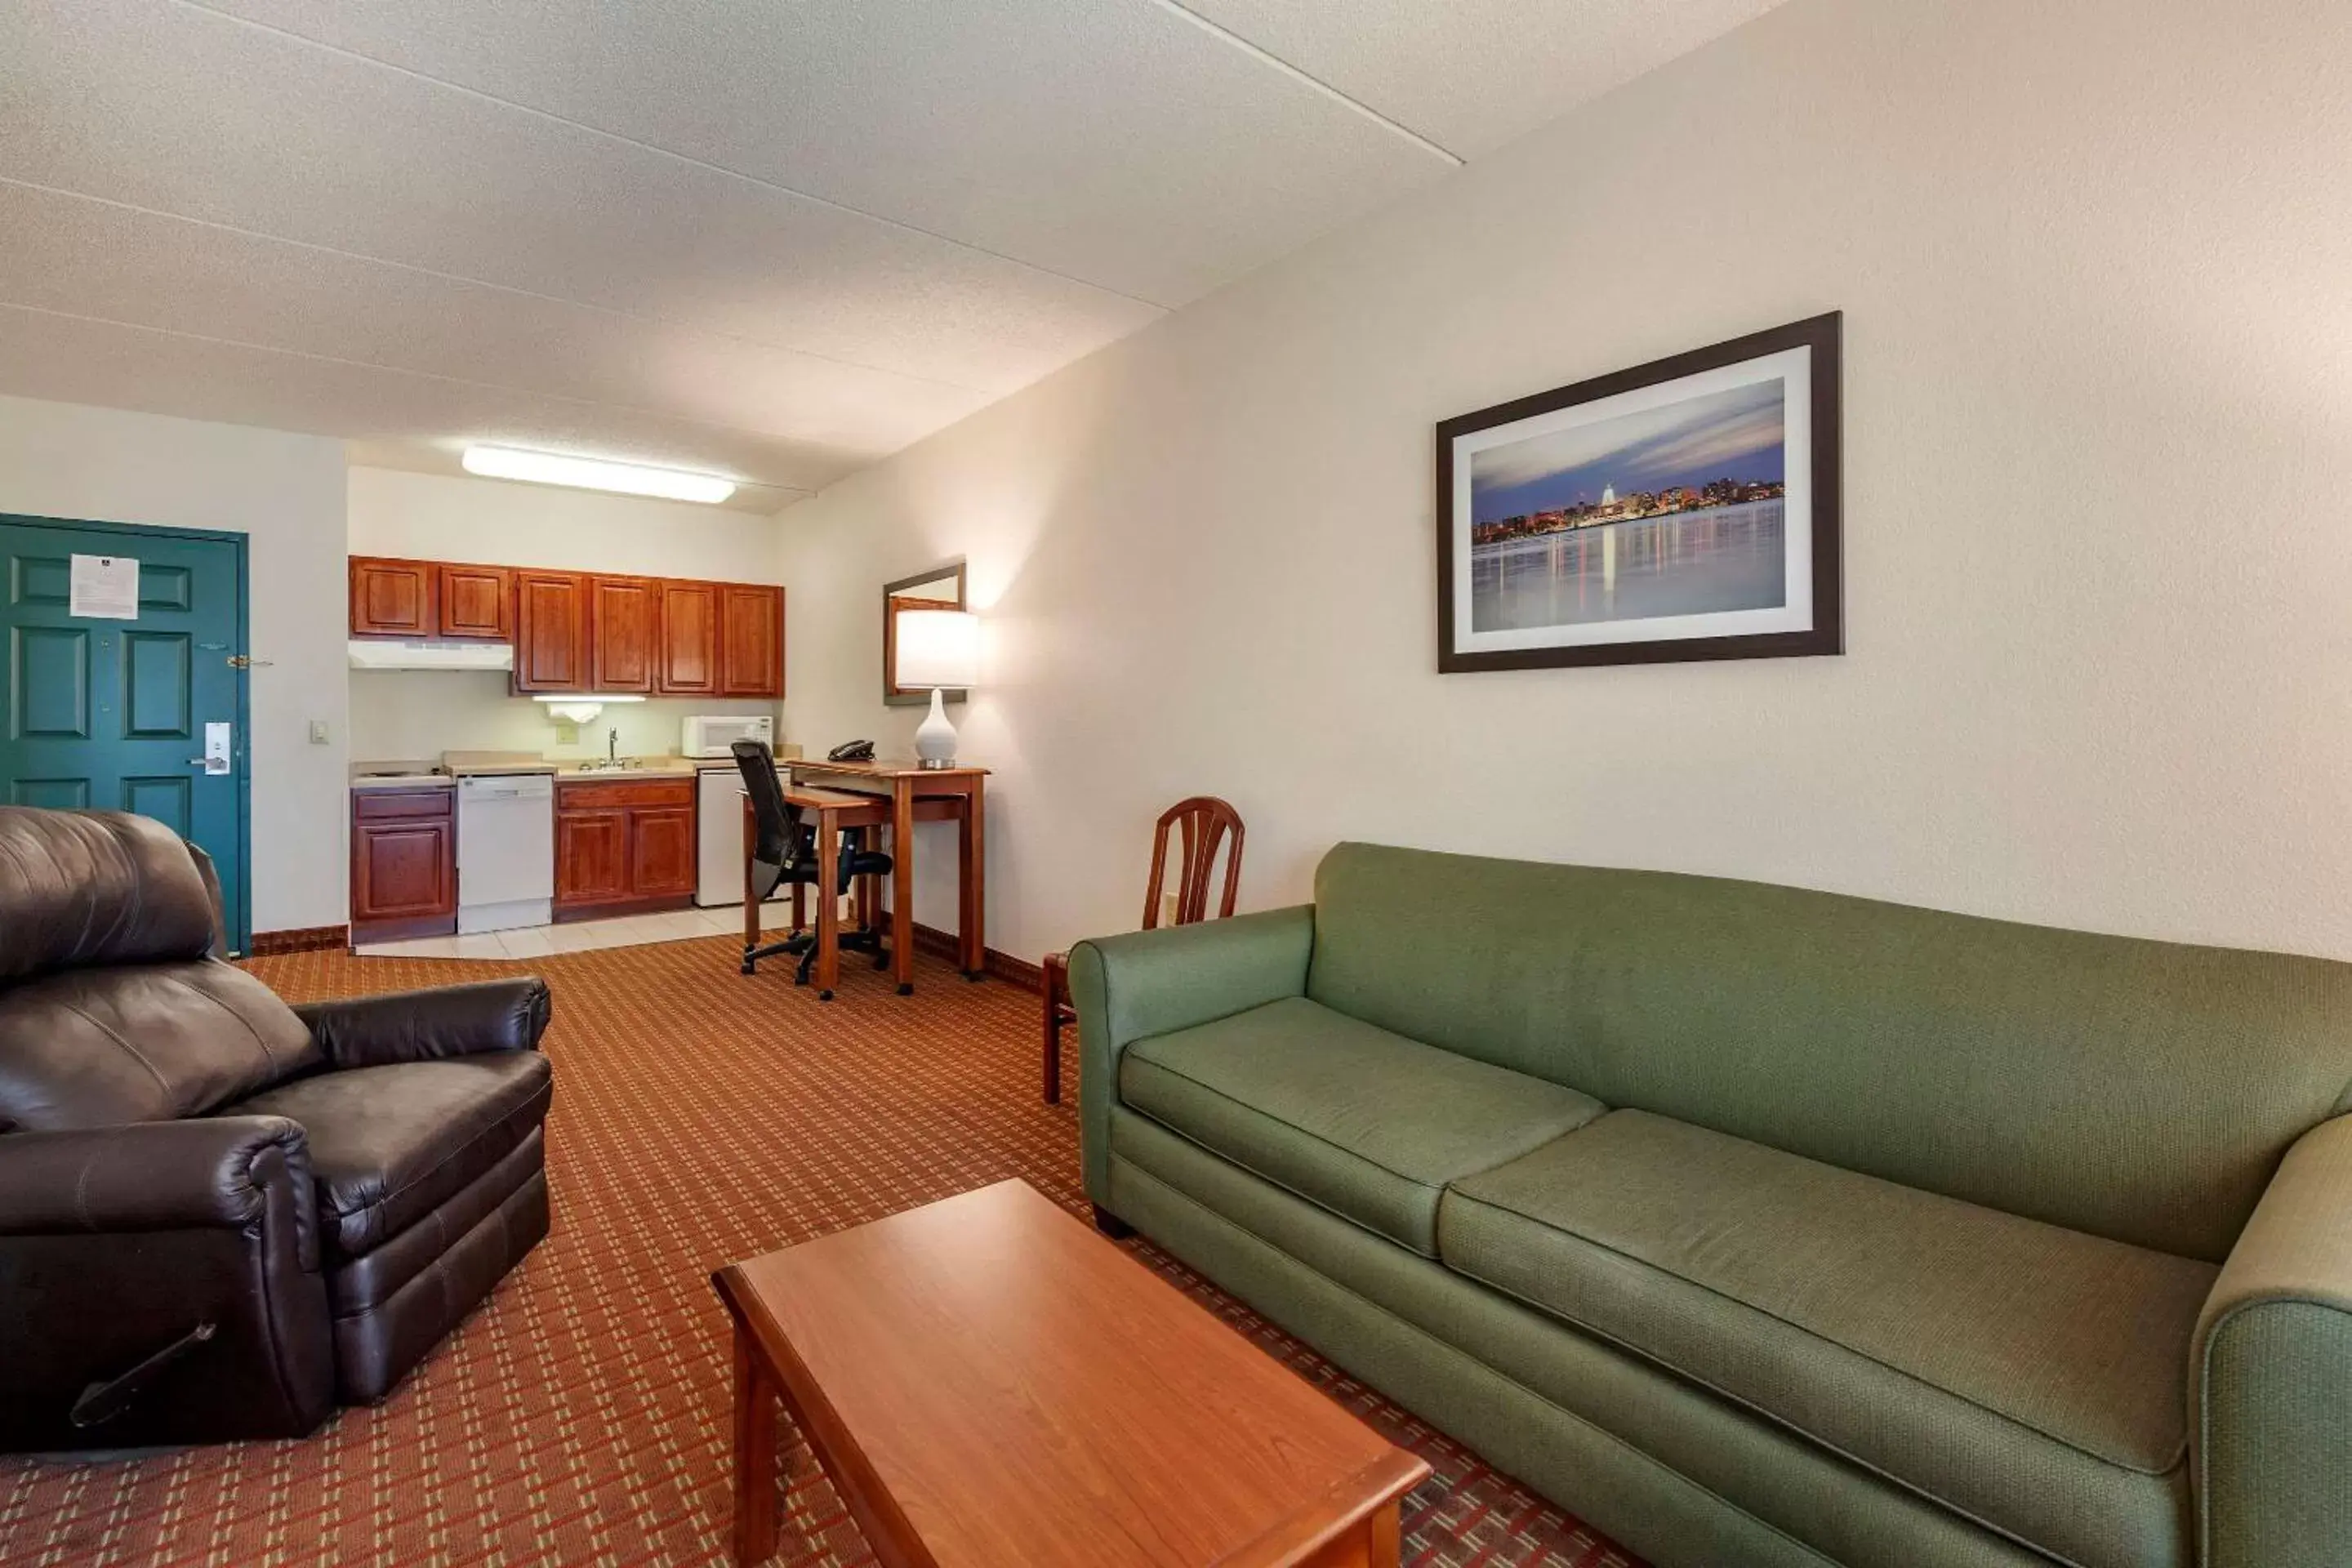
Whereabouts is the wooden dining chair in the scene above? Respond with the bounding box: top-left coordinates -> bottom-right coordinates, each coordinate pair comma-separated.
1041,796 -> 1245,1104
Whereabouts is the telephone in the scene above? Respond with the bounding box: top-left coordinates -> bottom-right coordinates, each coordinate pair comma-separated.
827,739 -> 877,763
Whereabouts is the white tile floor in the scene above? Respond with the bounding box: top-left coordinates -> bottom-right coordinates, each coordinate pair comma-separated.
354,902 -> 797,960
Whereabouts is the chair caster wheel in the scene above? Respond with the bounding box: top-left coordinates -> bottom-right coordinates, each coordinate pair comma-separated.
897,982 -> 914,996
739,963 -> 755,976
817,989 -> 834,1002
964,969 -> 985,983
872,955 -> 890,971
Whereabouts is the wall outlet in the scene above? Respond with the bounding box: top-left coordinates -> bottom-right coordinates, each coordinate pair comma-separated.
308,719 -> 330,745
1160,891 -> 1180,927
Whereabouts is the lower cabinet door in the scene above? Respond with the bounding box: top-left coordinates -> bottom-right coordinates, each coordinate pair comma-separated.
629,805 -> 698,897
354,818 -> 454,919
556,808 -> 631,906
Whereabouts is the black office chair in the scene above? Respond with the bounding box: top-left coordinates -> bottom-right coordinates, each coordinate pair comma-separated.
732,740 -> 893,1000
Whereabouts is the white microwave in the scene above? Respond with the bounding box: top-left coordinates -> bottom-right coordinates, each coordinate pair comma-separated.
681,714 -> 775,758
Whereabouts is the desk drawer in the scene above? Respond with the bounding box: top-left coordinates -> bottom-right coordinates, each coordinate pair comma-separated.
556,778 -> 694,810
354,786 -> 453,820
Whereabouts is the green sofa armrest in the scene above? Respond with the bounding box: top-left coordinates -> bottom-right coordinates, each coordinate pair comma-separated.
1069,904 -> 1315,1205
2194,1113 -> 2352,1568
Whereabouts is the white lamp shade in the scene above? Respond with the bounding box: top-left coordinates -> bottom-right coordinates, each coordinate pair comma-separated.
896,608 -> 979,688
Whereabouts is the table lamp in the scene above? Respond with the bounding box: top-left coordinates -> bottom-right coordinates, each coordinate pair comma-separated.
895,608 -> 978,768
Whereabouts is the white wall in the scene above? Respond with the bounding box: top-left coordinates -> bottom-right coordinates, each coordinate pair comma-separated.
350,673 -> 774,764
0,394 -> 350,932
776,0 -> 2352,964
346,466 -> 786,764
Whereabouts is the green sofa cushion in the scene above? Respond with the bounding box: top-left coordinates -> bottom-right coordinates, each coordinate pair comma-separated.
1120,996 -> 1601,1256
1309,841 -> 2352,1262
1441,1110 -> 2213,1568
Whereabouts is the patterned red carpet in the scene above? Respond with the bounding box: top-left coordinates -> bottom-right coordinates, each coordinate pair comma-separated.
0,936 -> 1643,1568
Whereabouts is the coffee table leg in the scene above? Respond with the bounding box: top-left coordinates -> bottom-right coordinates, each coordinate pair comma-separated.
733,1325 -> 780,1565
1298,1499 -> 1403,1567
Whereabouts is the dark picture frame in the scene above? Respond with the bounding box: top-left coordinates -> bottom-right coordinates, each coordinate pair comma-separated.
1436,312 -> 1842,672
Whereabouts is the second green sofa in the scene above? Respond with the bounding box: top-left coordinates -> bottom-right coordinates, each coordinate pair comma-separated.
1070,842 -> 2352,1568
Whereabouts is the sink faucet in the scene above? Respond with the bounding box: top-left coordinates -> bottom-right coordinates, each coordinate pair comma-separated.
608,728 -> 618,764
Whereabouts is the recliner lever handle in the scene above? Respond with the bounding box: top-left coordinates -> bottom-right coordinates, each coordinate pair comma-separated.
70,1321 -> 217,1428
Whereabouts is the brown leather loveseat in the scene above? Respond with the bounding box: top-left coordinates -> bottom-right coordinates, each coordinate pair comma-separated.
0,807 -> 553,1450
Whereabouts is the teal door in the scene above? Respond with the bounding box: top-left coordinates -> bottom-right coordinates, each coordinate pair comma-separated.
0,515 -> 250,949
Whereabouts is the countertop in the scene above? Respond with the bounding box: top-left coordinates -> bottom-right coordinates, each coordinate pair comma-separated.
350,760 -> 450,791
350,753 -> 706,791
551,758 -> 700,780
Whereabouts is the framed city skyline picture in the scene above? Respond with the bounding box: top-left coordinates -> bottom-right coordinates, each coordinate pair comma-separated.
1436,312 -> 1842,671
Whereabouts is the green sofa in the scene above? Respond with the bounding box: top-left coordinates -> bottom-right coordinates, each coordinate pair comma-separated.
1070,843 -> 2352,1568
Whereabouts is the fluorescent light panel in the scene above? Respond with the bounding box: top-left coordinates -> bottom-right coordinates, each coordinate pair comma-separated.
463,446 -> 736,504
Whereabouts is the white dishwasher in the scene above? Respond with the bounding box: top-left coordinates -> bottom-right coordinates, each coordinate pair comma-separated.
457,773 -> 555,934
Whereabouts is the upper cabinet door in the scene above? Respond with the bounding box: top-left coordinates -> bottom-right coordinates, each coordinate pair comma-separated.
589,575 -> 658,693
657,580 -> 719,696
437,563 -> 513,640
512,571 -> 589,692
719,586 -> 785,698
350,557 -> 437,638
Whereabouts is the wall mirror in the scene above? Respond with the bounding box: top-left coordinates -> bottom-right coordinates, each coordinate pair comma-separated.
884,560 -> 967,706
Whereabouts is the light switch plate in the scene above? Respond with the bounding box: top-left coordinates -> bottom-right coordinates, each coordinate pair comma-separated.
309,719 -> 330,745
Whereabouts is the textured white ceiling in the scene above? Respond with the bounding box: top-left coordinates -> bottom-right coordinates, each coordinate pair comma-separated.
0,0 -> 1782,511
1178,0 -> 1791,158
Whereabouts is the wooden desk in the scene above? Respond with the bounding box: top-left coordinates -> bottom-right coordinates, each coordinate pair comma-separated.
713,1179 -> 1427,1567
784,758 -> 989,995
741,784 -> 961,1000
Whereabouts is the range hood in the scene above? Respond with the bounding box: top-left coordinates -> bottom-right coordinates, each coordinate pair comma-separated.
347,639 -> 514,672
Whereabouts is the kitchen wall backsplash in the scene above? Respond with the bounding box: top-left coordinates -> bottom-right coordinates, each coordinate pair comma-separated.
350,670 -> 782,761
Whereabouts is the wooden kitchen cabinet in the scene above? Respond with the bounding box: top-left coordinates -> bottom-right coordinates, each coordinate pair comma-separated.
555,777 -> 697,918
437,563 -> 513,640
512,570 -> 590,692
629,805 -> 699,897
719,585 -> 786,698
656,579 -> 720,696
589,575 -> 659,693
350,787 -> 457,943
349,558 -> 437,638
348,551 -> 783,698
554,807 -> 631,907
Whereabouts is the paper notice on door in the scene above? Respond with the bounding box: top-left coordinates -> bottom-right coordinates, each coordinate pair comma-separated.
69,555 -> 140,619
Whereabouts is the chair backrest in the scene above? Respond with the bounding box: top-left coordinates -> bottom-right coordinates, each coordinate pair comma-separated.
730,741 -> 805,882
0,807 -> 219,983
1143,797 -> 1245,930
0,807 -> 319,1132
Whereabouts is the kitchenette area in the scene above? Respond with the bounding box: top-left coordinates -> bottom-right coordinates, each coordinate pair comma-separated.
345,549 -> 795,959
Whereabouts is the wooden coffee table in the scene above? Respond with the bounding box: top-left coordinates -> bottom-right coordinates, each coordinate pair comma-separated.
711,1179 -> 1429,1567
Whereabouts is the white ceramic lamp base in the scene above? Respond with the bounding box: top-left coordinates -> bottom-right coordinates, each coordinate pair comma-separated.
913,685 -> 959,768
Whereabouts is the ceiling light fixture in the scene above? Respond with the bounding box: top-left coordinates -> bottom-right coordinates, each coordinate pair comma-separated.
462,446 -> 737,504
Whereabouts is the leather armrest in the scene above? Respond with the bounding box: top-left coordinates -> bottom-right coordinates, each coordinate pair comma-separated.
294,977 -> 552,1069
0,1116 -> 334,1445
2194,1114 -> 2352,1567
1068,904 -> 1313,1205
0,1116 -> 314,1263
